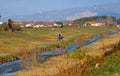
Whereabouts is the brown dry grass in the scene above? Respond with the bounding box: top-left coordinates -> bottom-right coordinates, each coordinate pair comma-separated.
14,55 -> 75,76
0,28 -> 81,57
82,33 -> 120,57
19,48 -> 40,69
14,29 -> 120,76
55,33 -> 120,76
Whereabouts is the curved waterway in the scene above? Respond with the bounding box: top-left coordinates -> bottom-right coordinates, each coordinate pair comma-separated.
0,30 -> 120,76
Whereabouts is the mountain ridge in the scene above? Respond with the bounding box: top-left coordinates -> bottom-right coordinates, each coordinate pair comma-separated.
3,2 -> 120,22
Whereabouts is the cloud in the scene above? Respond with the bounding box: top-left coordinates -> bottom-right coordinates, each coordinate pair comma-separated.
66,11 -> 97,21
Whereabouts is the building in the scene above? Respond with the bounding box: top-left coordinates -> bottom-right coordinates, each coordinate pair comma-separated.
12,22 -> 26,28
84,21 -> 105,26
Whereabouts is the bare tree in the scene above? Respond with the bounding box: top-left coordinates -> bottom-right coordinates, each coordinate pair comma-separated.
105,16 -> 116,26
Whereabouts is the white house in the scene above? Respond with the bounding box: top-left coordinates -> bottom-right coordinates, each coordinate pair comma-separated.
33,25 -> 45,28
84,21 -> 105,26
53,23 -> 62,27
37,24 -> 44,28
44,25 -> 53,28
25,23 -> 34,28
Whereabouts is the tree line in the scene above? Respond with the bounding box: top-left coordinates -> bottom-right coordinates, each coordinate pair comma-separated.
73,16 -> 120,26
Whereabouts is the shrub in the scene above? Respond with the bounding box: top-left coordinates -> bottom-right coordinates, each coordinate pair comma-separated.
56,49 -> 91,76
20,47 -> 41,68
11,26 -> 22,32
69,49 -> 89,60
91,52 -> 120,76
15,26 -> 22,31
117,41 -> 120,49
56,61 -> 88,76
0,24 -> 9,31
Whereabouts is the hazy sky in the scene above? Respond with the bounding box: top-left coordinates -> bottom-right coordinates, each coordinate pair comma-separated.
0,0 -> 120,16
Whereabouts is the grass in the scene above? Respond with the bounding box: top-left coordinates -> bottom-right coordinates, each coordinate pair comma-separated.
55,40 -> 120,76
89,41 -> 120,76
0,26 -> 117,57
55,49 -> 90,76
0,27 -> 85,63
13,26 -> 120,76
89,50 -> 120,76
0,28 -> 80,57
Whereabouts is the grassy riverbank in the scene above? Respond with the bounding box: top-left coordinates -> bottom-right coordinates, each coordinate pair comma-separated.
0,26 -> 119,63
13,27 -> 120,76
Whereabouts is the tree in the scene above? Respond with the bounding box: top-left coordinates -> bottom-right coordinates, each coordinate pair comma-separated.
105,16 -> 116,26
8,19 -> 13,31
117,18 -> 120,24
55,22 -> 63,25
73,16 -> 108,25
55,22 -> 64,28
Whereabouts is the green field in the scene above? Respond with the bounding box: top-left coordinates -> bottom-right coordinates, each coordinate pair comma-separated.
0,26 -> 118,58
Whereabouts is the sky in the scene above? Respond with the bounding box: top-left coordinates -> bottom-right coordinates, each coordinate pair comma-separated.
0,0 -> 120,16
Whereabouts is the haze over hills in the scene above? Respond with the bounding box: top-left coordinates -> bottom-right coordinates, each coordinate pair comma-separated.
3,2 -> 120,22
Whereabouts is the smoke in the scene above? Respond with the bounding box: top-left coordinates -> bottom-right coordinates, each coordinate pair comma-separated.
66,11 -> 97,21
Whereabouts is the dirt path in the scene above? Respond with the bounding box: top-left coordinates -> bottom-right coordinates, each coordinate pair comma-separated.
14,33 -> 120,76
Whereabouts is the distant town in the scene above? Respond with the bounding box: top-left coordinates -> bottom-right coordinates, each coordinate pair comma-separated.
0,16 -> 120,30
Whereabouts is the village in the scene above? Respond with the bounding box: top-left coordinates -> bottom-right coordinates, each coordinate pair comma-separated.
0,19 -> 120,29
1,14 -> 120,30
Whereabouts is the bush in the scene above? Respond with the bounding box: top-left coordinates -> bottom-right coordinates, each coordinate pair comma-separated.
11,26 -> 22,32
117,41 -> 120,49
0,24 -> 9,31
89,41 -> 120,76
69,49 -> 89,60
15,26 -> 22,31
91,52 -> 120,76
